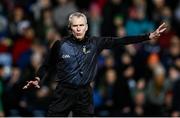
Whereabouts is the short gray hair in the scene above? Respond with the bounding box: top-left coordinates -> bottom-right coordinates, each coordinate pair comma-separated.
68,12 -> 87,29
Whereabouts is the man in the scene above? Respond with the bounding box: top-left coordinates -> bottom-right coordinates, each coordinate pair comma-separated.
23,12 -> 167,116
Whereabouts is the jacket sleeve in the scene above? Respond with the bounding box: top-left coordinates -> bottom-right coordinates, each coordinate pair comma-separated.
35,40 -> 60,80
97,34 -> 150,50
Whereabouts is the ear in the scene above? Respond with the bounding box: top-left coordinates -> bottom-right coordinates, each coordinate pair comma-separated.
68,25 -> 72,34
85,24 -> 88,31
68,25 -> 72,31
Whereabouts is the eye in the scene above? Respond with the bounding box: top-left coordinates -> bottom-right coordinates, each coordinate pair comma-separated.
72,25 -> 78,27
79,24 -> 84,26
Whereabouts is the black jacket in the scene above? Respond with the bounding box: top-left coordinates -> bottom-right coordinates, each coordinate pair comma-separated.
36,35 -> 149,86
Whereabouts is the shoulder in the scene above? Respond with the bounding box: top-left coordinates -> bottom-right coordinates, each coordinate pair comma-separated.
51,38 -> 66,50
89,36 -> 101,40
88,36 -> 102,43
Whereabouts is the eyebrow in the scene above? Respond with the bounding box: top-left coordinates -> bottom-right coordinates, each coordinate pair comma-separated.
72,24 -> 85,26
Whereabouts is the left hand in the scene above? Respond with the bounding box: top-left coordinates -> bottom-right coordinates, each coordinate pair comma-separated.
149,22 -> 167,40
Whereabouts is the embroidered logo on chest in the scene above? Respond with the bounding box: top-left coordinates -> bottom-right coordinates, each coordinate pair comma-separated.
62,54 -> 70,59
83,46 -> 91,54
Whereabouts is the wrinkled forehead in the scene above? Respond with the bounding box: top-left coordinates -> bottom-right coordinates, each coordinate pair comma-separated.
69,13 -> 87,26
71,16 -> 87,25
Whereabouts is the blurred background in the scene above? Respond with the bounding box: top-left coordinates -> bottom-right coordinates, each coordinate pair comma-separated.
0,0 -> 180,117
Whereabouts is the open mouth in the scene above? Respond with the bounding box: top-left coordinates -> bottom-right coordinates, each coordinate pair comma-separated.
76,33 -> 82,36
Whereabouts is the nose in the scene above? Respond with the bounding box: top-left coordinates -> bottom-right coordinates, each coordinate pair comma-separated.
77,26 -> 81,31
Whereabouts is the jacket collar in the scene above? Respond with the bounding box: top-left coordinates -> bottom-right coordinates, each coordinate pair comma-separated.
68,34 -> 89,44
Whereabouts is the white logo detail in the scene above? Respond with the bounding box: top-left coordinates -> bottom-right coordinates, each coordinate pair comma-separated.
83,46 -> 91,54
62,54 -> 70,58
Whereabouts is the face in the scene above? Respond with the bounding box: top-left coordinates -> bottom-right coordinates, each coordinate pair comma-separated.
70,16 -> 88,40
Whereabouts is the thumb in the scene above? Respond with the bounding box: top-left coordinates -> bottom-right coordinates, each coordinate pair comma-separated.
23,85 -> 28,89
35,84 -> 40,88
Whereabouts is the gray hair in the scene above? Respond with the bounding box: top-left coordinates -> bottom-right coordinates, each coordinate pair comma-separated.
68,12 -> 87,29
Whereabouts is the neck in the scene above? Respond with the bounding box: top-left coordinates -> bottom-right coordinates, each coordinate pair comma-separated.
76,37 -> 84,41
72,35 -> 85,41
70,35 -> 88,44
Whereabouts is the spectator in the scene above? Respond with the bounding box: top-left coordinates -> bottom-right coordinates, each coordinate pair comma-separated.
145,64 -> 171,116
125,1 -> 155,36
12,26 -> 35,68
53,0 -> 78,36
30,0 -> 52,21
3,65 -> 27,116
35,8 -> 56,42
0,13 -> 8,38
0,64 -> 4,117
163,91 -> 173,116
8,6 -> 27,39
101,0 -> 129,36
174,0 -> 180,36
171,77 -> 180,117
89,2 -> 102,37
133,90 -> 146,116
161,35 -> 180,70
169,65 -> 180,117
95,68 -> 118,116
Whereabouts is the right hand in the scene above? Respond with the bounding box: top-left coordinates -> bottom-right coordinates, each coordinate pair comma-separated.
23,77 -> 40,89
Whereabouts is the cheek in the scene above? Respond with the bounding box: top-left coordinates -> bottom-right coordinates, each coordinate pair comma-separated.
71,28 -> 76,33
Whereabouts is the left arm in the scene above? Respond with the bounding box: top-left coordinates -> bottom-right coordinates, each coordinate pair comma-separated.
97,23 -> 167,49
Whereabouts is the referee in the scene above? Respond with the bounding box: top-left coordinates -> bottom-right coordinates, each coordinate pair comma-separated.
23,12 -> 167,116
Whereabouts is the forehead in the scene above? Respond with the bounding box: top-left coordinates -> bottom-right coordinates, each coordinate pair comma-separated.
71,16 -> 86,25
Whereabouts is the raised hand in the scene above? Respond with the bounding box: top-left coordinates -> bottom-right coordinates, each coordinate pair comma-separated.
23,77 -> 40,89
149,22 -> 167,40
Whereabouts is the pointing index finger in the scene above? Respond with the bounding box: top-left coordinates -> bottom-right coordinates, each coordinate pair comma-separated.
159,27 -> 167,33
158,22 -> 166,31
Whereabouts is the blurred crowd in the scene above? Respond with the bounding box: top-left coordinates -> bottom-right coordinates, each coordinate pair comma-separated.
0,0 -> 180,117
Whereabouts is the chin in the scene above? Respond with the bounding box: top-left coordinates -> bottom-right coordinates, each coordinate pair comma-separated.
76,36 -> 84,40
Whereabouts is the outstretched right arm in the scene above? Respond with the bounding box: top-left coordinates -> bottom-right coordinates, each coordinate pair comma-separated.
23,40 -> 60,89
